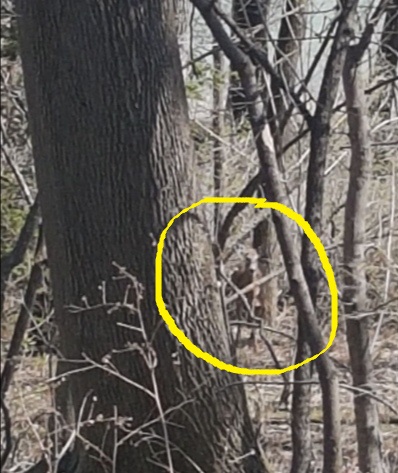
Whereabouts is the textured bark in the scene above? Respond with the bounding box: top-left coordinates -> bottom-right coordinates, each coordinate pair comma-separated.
16,1 -> 267,472
342,42 -> 383,473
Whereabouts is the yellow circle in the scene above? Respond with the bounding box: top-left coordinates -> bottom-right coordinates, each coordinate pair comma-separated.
155,197 -> 338,376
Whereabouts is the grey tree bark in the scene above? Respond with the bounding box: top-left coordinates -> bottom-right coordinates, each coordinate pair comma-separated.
229,0 -> 270,123
297,3 -> 359,471
342,32 -> 384,473
16,1 -> 268,472
270,0 -> 306,136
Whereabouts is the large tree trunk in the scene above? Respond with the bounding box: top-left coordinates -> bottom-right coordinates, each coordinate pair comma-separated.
16,1 -> 267,472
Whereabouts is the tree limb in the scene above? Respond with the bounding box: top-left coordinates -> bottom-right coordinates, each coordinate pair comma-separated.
1,196 -> 40,314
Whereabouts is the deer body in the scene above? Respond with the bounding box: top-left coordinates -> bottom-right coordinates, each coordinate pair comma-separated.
231,248 -> 260,312
230,248 -> 262,348
229,218 -> 279,350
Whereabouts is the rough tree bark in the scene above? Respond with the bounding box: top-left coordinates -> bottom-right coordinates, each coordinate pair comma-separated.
342,34 -> 384,473
16,1 -> 268,472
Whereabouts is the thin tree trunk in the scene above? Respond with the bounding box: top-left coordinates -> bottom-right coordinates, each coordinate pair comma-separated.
379,0 -> 398,117
229,0 -> 270,124
267,3 -> 312,470
270,0 -> 306,134
342,39 -> 384,473
381,0 -> 398,70
192,2 -> 342,471
213,46 -> 226,237
16,1 -> 267,472
298,3 -> 359,471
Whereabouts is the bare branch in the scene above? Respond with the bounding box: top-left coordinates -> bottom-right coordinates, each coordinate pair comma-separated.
0,397 -> 12,469
1,196 -> 40,314
191,2 -> 342,471
342,22 -> 384,471
217,172 -> 262,250
1,119 -> 33,206
213,3 -> 314,128
1,260 -> 46,398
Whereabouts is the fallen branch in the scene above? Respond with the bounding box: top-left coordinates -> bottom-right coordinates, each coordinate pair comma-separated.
1,196 -> 40,314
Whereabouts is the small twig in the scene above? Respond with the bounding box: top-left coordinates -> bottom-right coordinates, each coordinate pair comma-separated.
217,172 -> 263,250
339,383 -> 398,416
283,76 -> 398,154
258,328 -> 291,395
224,269 -> 284,306
350,0 -> 389,64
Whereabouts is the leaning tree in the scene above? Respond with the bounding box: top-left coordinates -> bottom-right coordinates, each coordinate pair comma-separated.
16,1 -> 268,472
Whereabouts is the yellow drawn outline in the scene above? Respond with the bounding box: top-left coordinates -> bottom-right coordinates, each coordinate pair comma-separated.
155,197 -> 338,375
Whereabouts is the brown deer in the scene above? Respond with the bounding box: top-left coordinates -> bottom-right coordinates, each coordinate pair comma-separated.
252,217 -> 278,329
230,218 -> 278,350
230,248 -> 262,349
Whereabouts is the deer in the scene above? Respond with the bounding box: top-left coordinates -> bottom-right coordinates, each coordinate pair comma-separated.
252,217 -> 278,329
229,248 -> 262,349
229,218 -> 278,351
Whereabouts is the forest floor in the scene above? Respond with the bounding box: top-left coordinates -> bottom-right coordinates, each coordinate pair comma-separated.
2,307 -> 397,473
237,307 -> 398,472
